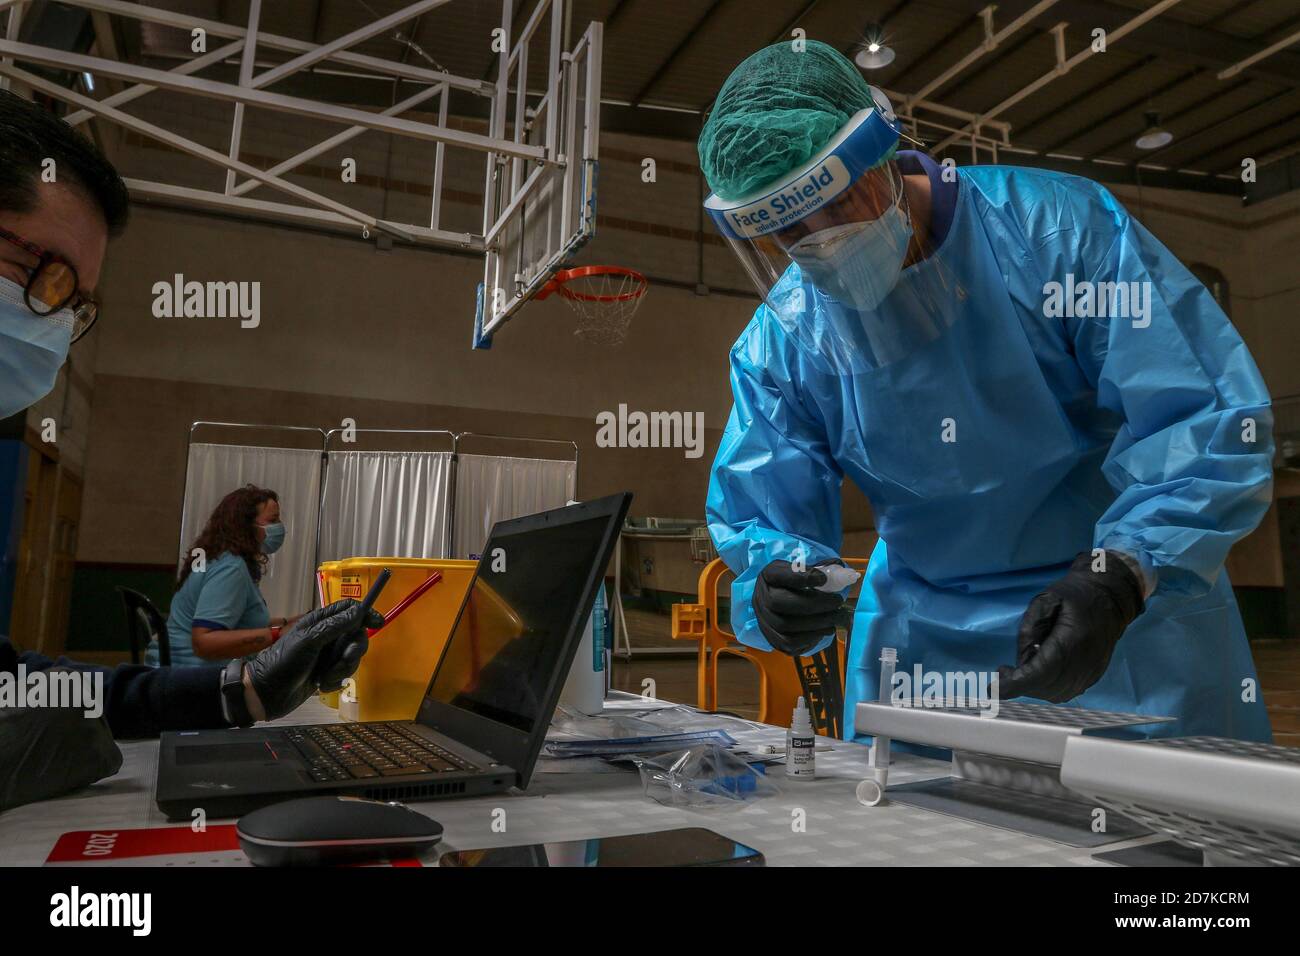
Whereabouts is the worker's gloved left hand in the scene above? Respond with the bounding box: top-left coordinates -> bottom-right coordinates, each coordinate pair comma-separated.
998,551 -> 1145,703
245,599 -> 384,721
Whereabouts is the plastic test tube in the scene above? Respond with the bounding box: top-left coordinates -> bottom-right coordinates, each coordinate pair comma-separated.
857,647 -> 897,807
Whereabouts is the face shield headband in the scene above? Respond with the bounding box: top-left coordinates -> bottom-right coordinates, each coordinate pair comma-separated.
703,90 -> 963,375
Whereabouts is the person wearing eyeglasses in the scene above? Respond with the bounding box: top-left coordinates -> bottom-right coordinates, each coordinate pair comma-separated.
0,176 -> 102,392
0,222 -> 100,345
0,89 -> 381,812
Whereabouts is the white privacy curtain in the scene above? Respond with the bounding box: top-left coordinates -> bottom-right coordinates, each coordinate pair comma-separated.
452,454 -> 577,558
318,450 -> 453,561
179,443 -> 323,618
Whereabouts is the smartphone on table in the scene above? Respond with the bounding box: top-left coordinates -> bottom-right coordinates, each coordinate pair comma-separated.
437,827 -> 764,867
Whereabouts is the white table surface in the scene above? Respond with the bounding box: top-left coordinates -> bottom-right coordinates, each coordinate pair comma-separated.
0,695 -> 1142,866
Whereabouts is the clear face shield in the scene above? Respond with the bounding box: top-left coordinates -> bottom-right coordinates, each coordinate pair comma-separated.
705,93 -> 960,375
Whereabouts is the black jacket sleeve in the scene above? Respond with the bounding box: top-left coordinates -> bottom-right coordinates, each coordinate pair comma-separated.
2,636 -> 229,740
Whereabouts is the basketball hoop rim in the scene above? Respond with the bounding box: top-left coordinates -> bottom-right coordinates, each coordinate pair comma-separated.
538,265 -> 648,303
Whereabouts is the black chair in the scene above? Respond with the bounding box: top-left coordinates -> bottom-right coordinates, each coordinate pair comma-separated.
116,586 -> 170,666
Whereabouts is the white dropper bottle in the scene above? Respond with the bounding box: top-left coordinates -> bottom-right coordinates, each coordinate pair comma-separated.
786,696 -> 816,780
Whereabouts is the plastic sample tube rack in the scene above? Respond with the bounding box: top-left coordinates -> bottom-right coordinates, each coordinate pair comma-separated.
852,700 -> 1176,847
1061,735 -> 1300,866
853,699 -> 1173,767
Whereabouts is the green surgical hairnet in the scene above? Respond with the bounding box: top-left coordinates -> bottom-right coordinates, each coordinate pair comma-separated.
699,40 -> 879,201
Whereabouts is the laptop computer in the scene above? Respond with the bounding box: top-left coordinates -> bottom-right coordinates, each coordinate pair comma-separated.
155,492 -> 632,820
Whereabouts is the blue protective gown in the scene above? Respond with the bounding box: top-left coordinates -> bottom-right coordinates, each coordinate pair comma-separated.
707,164 -> 1275,743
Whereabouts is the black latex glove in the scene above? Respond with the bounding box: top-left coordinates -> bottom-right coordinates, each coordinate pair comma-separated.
753,559 -> 846,657
998,551 -> 1145,703
245,599 -> 384,720
0,685 -> 122,812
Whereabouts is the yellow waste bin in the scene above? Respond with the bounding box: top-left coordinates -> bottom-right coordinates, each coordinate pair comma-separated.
316,557 -> 478,721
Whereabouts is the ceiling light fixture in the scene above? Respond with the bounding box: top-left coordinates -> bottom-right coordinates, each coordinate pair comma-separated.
1135,111 -> 1173,150
855,25 -> 895,70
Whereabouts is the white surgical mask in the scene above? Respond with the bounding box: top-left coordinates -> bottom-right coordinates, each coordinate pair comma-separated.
0,278 -> 73,419
788,200 -> 913,312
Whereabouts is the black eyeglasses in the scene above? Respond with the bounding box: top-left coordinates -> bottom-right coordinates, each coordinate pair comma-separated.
0,225 -> 100,343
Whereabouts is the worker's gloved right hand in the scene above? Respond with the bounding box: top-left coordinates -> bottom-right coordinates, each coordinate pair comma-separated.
753,559 -> 846,657
245,599 -> 384,721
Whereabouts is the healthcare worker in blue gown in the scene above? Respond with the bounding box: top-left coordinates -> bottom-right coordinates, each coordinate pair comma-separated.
700,41 -> 1274,743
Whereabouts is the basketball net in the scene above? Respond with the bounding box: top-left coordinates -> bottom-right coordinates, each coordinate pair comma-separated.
535,266 -> 648,346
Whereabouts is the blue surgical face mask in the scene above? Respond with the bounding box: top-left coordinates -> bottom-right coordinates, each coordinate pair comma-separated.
0,277 -> 73,419
260,521 -> 286,554
788,200 -> 914,312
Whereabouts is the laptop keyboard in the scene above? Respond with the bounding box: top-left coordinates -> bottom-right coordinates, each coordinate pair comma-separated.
285,723 -> 480,782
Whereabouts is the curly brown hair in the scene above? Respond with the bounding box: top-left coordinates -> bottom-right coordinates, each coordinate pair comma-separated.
177,484 -> 279,590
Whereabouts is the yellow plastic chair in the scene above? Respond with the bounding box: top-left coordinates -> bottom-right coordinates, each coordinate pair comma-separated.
671,557 -> 868,730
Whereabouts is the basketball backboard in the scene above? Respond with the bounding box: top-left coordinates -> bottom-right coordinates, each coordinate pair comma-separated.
473,5 -> 602,349
0,0 -> 599,353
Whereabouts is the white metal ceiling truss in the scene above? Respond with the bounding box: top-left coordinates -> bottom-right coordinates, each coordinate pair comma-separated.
0,0 -> 580,252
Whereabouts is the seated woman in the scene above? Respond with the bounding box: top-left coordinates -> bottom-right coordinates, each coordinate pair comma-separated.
148,484 -> 302,667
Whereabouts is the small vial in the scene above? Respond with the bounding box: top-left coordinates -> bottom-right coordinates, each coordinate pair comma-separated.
786,696 -> 816,781
873,647 -> 897,774
861,647 -> 898,807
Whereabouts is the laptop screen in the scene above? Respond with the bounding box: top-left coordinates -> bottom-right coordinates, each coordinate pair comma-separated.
422,514 -> 612,734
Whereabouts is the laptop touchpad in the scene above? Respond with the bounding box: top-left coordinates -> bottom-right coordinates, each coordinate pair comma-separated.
176,743 -> 279,765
